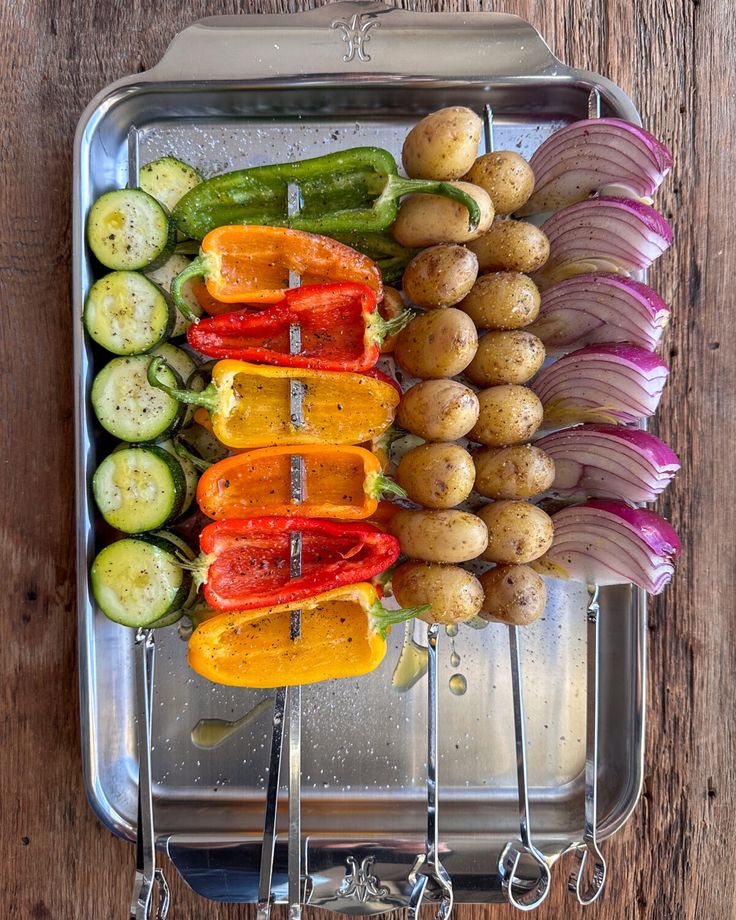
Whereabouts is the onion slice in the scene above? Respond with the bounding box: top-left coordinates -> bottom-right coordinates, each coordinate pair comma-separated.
532,343 -> 669,426
528,272 -> 670,352
535,424 -> 680,502
534,197 -> 673,289
539,499 -> 680,594
518,118 -> 673,216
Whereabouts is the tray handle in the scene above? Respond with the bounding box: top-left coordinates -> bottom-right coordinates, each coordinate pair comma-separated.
147,3 -> 562,83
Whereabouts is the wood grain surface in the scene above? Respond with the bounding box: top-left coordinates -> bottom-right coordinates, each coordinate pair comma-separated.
1,1 -> 731,918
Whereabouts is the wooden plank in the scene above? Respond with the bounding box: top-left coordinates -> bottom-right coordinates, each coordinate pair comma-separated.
1,1 -> 730,918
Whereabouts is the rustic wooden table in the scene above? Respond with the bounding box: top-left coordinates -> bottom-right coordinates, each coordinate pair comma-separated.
2,1 -> 731,918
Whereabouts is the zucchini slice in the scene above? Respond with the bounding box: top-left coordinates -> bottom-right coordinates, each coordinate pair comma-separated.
152,345 -> 198,424
84,271 -> 173,355
150,530 -> 199,617
157,439 -> 198,517
145,255 -> 204,336
90,536 -> 190,627
86,189 -> 175,271
139,157 -> 203,214
92,445 -> 185,533
91,355 -> 184,442
178,423 -> 230,464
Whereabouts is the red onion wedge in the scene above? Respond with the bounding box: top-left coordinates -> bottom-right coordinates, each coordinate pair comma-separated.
532,343 -> 669,426
534,197 -> 673,289
535,424 -> 680,503
518,118 -> 673,216
539,500 -> 680,594
528,273 -> 670,353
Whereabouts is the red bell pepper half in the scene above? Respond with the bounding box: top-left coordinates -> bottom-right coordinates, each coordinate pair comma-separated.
197,517 -> 401,611
187,282 -> 413,373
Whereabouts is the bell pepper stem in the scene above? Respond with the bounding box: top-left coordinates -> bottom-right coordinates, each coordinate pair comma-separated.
173,437 -> 212,473
371,600 -> 431,638
147,356 -> 218,411
382,175 -> 482,232
174,240 -> 201,256
171,254 -> 210,323
367,307 -> 416,347
365,471 -> 407,501
175,553 -> 216,592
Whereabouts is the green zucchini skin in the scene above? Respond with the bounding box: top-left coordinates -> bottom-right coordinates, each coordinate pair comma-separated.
139,157 -> 203,215
92,445 -> 185,533
83,271 -> 173,355
87,189 -> 176,271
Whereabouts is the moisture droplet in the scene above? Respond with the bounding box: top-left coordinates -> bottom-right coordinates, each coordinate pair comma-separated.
450,651 -> 461,668
445,624 -> 459,638
448,673 -> 467,696
190,697 -> 272,750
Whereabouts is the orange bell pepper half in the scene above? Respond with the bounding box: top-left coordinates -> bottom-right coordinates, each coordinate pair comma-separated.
171,225 -> 383,318
187,583 -> 427,688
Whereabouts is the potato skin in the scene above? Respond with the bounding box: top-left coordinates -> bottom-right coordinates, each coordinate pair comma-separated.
458,272 -> 540,330
402,106 -> 482,180
392,561 -> 484,625
467,219 -> 550,273
397,443 -> 475,509
398,380 -> 480,441
395,308 -> 478,379
479,564 -> 547,625
388,509 -> 488,563
392,182 -> 493,248
470,386 -> 543,447
464,151 -> 535,215
473,444 -> 555,500
476,500 -> 554,564
466,331 -> 546,387
402,245 -> 479,309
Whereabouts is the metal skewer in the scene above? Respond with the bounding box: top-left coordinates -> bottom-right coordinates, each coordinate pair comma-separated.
567,586 -> 606,905
408,625 -> 453,920
257,183 -> 306,920
130,629 -> 170,920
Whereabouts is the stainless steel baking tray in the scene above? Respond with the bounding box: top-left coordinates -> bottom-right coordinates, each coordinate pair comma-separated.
73,3 -> 646,908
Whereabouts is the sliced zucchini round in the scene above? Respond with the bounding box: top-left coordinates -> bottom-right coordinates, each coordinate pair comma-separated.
91,355 -> 184,442
178,422 -> 230,464
157,439 -> 198,517
86,189 -> 175,271
90,536 -> 190,627
84,271 -> 173,355
145,254 -> 204,336
152,344 -> 198,424
150,530 -> 199,614
139,157 -> 203,214
92,445 -> 185,533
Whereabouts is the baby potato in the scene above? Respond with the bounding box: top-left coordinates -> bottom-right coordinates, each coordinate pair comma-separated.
473,444 -> 555,500
402,245 -> 479,309
402,106 -> 482,180
470,385 -> 543,447
397,442 -> 475,509
395,308 -> 478,379
458,272 -> 540,330
467,219 -> 550,273
464,151 -> 535,215
392,182 -> 493,248
480,564 -> 547,625
393,561 -> 484,625
477,501 -> 554,564
466,331 -> 546,387
398,379 -> 480,441
388,509 -> 488,563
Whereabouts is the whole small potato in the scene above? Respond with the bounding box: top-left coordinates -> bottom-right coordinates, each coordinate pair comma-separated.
395,308 -> 478,379
402,106 -> 482,180
392,182 -> 494,248
402,245 -> 479,309
477,501 -> 554,564
397,442 -> 475,509
392,561 -> 484,625
464,151 -> 535,215
388,509 -> 488,563
379,286 -> 405,354
473,444 -> 555,499
470,386 -> 543,447
467,219 -> 550,273
458,272 -> 540,330
480,564 -> 547,625
466,331 -> 546,387
398,380 -> 480,441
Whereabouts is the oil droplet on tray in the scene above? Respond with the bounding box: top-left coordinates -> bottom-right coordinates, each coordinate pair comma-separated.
190,697 -> 272,750
392,623 -> 428,691
445,624 -> 459,638
450,651 -> 461,668
449,673 -> 467,696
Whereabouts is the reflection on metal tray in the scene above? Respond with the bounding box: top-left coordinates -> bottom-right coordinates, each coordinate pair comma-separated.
73,2 -> 646,908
